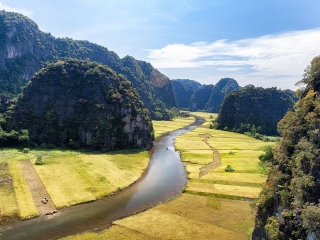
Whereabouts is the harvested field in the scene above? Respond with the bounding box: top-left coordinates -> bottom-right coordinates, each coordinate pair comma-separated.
19,161 -> 55,216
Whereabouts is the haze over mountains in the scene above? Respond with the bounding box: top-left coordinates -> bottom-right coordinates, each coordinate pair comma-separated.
0,11 -> 176,119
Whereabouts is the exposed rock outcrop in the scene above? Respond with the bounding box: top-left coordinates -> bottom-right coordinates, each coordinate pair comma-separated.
0,11 -> 176,118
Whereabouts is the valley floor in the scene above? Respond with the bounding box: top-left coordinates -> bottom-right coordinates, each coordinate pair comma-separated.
62,112 -> 273,240
0,117 -> 195,224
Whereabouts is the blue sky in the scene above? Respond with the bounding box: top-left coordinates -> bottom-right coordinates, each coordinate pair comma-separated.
1,0 -> 320,89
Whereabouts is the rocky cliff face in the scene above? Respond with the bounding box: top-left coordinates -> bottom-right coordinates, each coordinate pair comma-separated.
205,78 -> 240,113
173,79 -> 202,92
170,80 -> 194,109
8,59 -> 154,150
0,11 -> 176,118
252,56 -> 320,239
189,84 -> 214,111
216,86 -> 293,136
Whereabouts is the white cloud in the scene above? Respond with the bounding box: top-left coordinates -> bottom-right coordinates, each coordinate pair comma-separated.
147,28 -> 320,89
0,2 -> 33,17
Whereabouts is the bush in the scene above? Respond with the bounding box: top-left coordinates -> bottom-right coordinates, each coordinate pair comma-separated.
35,156 -> 43,165
264,216 -> 283,239
259,145 -> 274,162
22,148 -> 30,153
225,165 -> 235,172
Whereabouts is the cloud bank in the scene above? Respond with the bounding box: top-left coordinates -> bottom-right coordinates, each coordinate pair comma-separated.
147,28 -> 320,89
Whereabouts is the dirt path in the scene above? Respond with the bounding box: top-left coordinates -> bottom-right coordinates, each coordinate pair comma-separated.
19,161 -> 57,215
198,133 -> 221,178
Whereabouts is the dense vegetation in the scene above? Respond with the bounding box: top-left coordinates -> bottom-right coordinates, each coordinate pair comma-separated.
0,11 -> 176,119
253,56 -> 320,239
215,86 -> 294,136
189,84 -> 214,111
170,80 -> 194,109
170,78 -> 240,113
205,78 -> 240,113
172,79 -> 202,92
3,59 -> 154,150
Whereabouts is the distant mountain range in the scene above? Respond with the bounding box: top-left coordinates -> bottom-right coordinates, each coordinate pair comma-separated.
0,11 -> 176,119
171,78 -> 240,113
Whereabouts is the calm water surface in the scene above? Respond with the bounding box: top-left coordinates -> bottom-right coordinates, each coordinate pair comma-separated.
0,116 -> 204,240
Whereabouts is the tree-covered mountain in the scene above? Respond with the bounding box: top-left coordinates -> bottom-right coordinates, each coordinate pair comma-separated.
170,80 -> 194,109
172,79 -> 202,92
205,78 -> 240,113
0,10 -> 176,119
216,86 -> 294,136
5,59 -> 153,150
252,56 -> 320,239
189,84 -> 214,111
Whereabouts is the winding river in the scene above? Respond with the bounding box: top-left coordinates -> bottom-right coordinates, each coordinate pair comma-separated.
0,116 -> 204,240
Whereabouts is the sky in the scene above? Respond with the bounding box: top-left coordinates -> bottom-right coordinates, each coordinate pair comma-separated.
1,0 -> 320,90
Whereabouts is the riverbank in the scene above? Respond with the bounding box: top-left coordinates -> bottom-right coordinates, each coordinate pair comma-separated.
0,116 -> 197,239
66,112 -> 272,239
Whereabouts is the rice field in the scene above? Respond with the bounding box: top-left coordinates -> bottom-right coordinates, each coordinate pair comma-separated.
176,123 -> 272,199
0,116 -> 195,219
67,112 -> 272,239
152,116 -> 195,138
65,194 -> 254,240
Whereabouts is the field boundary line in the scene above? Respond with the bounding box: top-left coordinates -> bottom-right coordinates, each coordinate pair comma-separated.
184,190 -> 256,201
112,223 -> 162,239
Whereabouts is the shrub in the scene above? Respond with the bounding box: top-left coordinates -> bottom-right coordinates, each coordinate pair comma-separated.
225,165 -> 235,172
265,216 -> 283,239
35,156 -> 43,165
259,145 -> 274,162
22,148 -> 30,153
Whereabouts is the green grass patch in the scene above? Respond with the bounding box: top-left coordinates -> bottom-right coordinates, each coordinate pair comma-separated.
190,178 -> 263,188
62,112 -> 263,239
35,149 -> 150,208
105,193 -> 254,240
9,161 -> 38,219
152,116 -> 195,138
184,190 -> 256,201
62,225 -> 149,240
175,114 -> 273,199
0,162 -> 18,217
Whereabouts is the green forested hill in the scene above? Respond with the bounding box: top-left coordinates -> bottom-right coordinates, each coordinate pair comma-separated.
6,59 -> 154,150
170,80 -> 194,109
189,84 -> 214,111
216,86 -> 293,135
253,56 -> 320,239
173,79 -> 202,92
205,78 -> 240,113
0,11 -> 176,119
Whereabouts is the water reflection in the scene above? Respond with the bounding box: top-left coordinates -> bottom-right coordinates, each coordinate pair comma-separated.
0,116 -> 203,240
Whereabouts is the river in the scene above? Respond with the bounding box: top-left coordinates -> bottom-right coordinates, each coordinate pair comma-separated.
0,116 -> 204,240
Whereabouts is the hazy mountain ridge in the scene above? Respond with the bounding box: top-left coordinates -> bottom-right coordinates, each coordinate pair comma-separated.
0,11 -> 176,119
205,77 -> 240,113
170,80 -> 194,109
